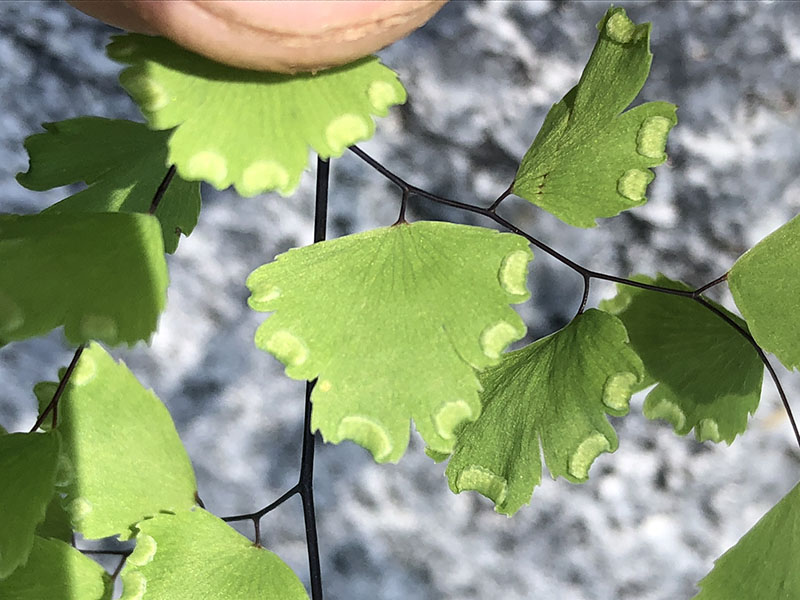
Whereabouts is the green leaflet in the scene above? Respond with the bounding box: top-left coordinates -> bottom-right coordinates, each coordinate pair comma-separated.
729,213 -> 800,371
600,275 -> 763,443
0,431 -> 60,578
107,34 -> 406,197
0,212 -> 168,346
0,536 -> 112,600
120,508 -> 308,600
694,481 -> 800,599
247,221 -> 532,463
513,7 -> 676,227
445,310 -> 644,515
34,343 -> 197,540
35,495 -> 74,544
17,117 -> 201,254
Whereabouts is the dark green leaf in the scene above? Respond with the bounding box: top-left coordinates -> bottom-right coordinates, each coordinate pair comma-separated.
0,431 -> 60,577
17,117 -> 201,254
600,274 -> 763,443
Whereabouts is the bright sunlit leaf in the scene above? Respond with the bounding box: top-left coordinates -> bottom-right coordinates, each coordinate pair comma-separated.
247,221 -> 532,463
107,34 -> 406,197
729,213 -> 800,371
513,7 -> 676,227
34,343 -> 197,540
120,508 -> 308,600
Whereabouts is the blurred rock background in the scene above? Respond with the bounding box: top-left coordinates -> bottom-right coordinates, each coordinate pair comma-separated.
1,1 -> 799,598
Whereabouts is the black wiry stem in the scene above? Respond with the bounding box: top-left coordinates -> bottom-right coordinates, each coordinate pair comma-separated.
75,546 -> 132,580
222,485 -> 300,528
222,159 -> 328,594
349,144 -> 800,450
349,146 -> 699,297
693,272 -> 728,296
149,165 -> 177,215
79,549 -> 132,557
395,188 -> 409,225
111,554 -> 128,581
300,379 -> 323,599
577,274 -> 591,317
487,184 -> 514,213
300,155 -> 328,600
30,344 -> 85,432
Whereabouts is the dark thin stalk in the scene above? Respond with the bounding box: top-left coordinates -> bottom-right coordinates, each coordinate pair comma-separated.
221,159 -> 328,582
350,144 -> 800,450
576,274 -> 591,316
222,486 -> 300,525
30,344 -> 85,432
692,272 -> 728,296
111,554 -> 128,581
149,165 -> 177,215
253,518 -> 262,547
76,547 -> 132,581
78,549 -> 132,556
222,485 -> 300,546
300,154 -> 328,600
314,158 -> 330,243
487,184 -> 514,213
350,145 -> 697,298
300,379 -> 323,599
395,189 -> 409,225
349,146 -> 406,188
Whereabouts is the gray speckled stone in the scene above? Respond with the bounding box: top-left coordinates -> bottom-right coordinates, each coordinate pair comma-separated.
1,1 -> 799,599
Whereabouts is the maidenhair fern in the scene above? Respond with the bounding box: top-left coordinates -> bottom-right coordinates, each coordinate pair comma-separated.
247,221 -> 532,463
1,6 -> 798,600
107,34 -> 406,197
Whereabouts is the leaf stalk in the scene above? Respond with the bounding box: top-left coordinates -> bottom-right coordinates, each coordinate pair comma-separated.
349,144 -> 800,450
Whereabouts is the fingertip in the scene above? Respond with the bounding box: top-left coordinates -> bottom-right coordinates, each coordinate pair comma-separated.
68,0 -> 157,35
69,0 -> 446,73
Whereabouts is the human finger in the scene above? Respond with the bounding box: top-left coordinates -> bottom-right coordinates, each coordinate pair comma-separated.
68,0 -> 446,73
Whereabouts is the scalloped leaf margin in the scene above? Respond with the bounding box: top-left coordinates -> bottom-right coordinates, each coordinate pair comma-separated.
512,7 -> 677,227
600,274 -> 763,443
445,309 -> 644,515
107,34 -> 407,197
16,117 -> 201,254
247,221 -> 533,463
34,342 -> 197,540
